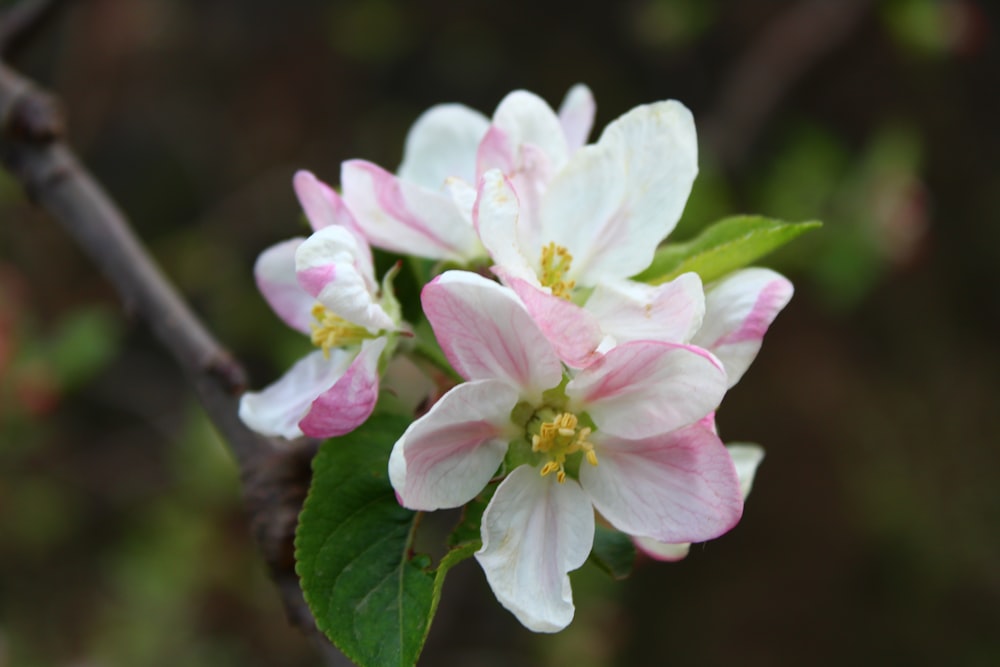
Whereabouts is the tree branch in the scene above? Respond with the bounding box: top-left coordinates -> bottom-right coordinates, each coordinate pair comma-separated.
0,57 -> 352,667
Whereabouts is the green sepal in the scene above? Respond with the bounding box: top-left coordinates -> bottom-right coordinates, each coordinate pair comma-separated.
634,216 -> 822,285
295,414 -> 435,667
588,525 -> 636,580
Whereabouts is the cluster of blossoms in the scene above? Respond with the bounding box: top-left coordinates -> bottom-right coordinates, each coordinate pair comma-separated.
240,85 -> 792,633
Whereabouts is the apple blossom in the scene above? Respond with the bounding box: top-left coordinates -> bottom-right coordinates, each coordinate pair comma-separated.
238,171 -> 400,440
389,270 -> 743,632
473,93 -> 701,366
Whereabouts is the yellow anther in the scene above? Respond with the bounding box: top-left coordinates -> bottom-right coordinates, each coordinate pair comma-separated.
539,242 -> 576,300
531,412 -> 598,483
309,303 -> 369,357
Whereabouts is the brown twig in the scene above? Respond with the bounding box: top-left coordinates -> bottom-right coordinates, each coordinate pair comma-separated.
0,56 -> 353,667
703,0 -> 874,170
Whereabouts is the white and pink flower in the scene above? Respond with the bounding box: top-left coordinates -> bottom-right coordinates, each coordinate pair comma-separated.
389,271 -> 743,632
473,93 -> 701,366
238,171 -> 400,440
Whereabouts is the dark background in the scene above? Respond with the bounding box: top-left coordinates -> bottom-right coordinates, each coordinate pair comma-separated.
1,1 -> 998,665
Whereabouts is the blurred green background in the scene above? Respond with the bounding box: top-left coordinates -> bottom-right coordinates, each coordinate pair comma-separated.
1,0 -> 998,665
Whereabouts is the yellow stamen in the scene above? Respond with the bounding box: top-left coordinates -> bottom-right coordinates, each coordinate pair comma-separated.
531,411 -> 598,483
309,303 -> 369,358
539,242 -> 576,300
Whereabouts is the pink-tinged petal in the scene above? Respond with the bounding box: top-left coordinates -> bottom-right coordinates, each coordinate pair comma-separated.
489,90 -> 570,173
567,340 -> 726,439
585,273 -> 705,347
725,443 -> 765,499
474,171 -> 536,284
341,160 -> 481,262
504,275 -> 604,369
581,425 -> 743,543
254,238 -> 314,335
557,83 -> 596,154
293,170 -> 363,236
422,271 -> 562,396
295,227 -> 394,332
692,268 -> 793,388
476,467 -> 594,633
581,101 -> 698,281
537,141 -> 627,284
392,379 -> 518,511
238,349 -> 353,439
397,103 -> 490,189
475,125 -> 515,180
299,337 -> 386,438
633,537 -> 691,562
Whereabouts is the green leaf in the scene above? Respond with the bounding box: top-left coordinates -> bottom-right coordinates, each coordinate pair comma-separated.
634,216 -> 822,285
588,525 -> 636,580
295,415 -> 435,667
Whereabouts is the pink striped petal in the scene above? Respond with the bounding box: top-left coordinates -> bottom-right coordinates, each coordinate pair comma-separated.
238,348 -> 353,439
584,273 -> 705,347
476,466 -> 594,633
692,268 -> 793,388
580,425 -> 743,543
503,274 -> 604,369
631,441 -> 764,560
293,170 -> 363,236
253,238 -> 314,335
557,84 -> 596,154
567,340 -> 726,439
298,337 -> 386,438
422,271 -> 563,397
397,103 -> 489,189
391,379 -> 518,511
341,160 -> 481,262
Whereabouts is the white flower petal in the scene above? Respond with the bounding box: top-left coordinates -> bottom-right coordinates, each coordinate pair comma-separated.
476,467 -> 595,633
584,273 -> 705,347
725,443 -> 765,499
295,226 -> 394,333
474,170 -> 537,284
558,83 -> 596,154
538,141 -> 628,284
392,379 -> 517,511
580,426 -> 743,543
253,238 -> 314,335
633,538 -> 691,562
398,103 -> 490,189
692,268 -> 793,387
581,100 -> 699,280
238,349 -> 353,439
422,271 -> 563,397
489,90 -> 570,173
567,340 -> 727,440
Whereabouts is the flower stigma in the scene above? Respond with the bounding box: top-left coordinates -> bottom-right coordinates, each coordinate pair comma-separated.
539,242 -> 576,300
309,303 -> 371,357
531,411 -> 598,483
